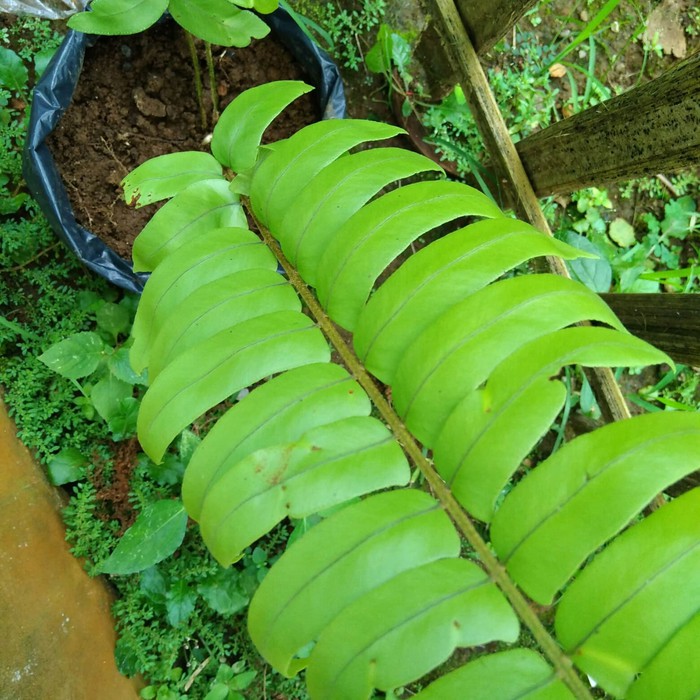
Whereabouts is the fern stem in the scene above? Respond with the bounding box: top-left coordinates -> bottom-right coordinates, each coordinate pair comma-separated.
252,209 -> 594,700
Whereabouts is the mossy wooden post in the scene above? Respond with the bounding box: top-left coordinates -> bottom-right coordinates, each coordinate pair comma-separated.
454,0 -> 538,54
517,53 -> 700,196
430,0 -> 632,425
601,294 -> 700,367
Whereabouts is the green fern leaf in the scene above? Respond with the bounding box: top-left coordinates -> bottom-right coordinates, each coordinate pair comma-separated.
304,558 -> 519,698
491,411 -> 700,603
211,80 -> 313,172
182,363 -> 370,520
132,181 -> 245,272
556,488 -> 700,697
147,269 -> 300,379
277,148 -> 441,284
314,180 -> 502,330
413,649 -> 575,699
137,310 -> 330,462
435,327 -> 670,522
121,151 -> 224,208
353,218 -> 593,383
249,119 -> 404,230
130,227 -> 276,373
199,416 -> 410,564
392,274 -> 624,446
248,490 -> 464,675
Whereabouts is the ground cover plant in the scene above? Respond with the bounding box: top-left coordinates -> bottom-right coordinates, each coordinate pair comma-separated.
119,79 -> 700,699
0,12 -> 310,699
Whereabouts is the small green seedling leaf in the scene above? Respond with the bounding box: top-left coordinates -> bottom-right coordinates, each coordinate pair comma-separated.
169,0 -> 270,46
0,46 -> 28,94
47,448 -> 88,485
96,301 -> 130,342
662,195 -> 696,239
608,217 -> 635,247
165,580 -> 197,626
98,500 -> 188,575
565,231 -> 612,292
67,0 -> 168,35
108,347 -> 148,385
38,332 -> 107,379
33,47 -> 57,79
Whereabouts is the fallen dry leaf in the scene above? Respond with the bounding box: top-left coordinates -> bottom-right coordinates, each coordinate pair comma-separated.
643,0 -> 687,58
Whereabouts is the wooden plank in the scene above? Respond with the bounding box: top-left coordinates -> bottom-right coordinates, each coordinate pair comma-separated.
454,0 -> 539,54
431,0 -> 633,426
601,293 -> 700,367
517,53 -> 700,196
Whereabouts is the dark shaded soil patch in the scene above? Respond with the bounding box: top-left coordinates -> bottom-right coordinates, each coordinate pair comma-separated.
49,20 -> 318,260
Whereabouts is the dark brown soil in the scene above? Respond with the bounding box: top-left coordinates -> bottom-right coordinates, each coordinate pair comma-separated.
49,21 -> 318,259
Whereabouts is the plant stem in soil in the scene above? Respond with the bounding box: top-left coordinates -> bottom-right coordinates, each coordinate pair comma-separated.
205,42 -> 219,124
185,31 -> 207,129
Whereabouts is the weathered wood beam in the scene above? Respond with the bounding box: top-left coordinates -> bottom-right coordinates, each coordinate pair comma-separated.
454,0 -> 539,54
517,52 -> 700,196
430,0 -> 633,425
601,293 -> 700,367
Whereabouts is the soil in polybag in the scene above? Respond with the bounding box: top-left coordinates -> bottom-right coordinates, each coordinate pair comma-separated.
24,10 -> 346,292
48,21 -> 317,262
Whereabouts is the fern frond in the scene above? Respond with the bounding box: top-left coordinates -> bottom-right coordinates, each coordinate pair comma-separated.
127,81 -> 700,700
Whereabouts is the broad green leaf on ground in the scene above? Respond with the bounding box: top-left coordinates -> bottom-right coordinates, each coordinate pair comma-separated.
91,374 -> 134,424
661,195 -> 696,238
165,580 -> 197,626
197,569 -> 249,616
0,46 -> 28,93
47,448 -> 88,486
122,152 -> 223,207
67,0 -> 168,35
608,217 -> 635,247
565,231 -> 612,292
108,347 -> 148,385
38,331 -> 107,379
96,301 -> 130,342
98,500 -> 188,575
211,81 -> 313,172
169,0 -> 270,46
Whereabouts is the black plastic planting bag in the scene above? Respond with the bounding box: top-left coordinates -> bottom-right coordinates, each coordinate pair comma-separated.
23,8 -> 346,293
